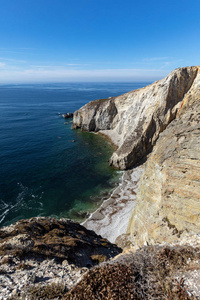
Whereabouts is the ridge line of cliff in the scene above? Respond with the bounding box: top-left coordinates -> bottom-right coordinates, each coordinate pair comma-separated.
72,66 -> 199,169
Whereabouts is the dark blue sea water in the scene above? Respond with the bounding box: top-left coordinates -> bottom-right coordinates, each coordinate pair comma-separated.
0,82 -> 148,227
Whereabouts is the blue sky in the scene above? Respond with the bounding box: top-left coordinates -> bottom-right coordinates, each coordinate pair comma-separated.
0,0 -> 200,83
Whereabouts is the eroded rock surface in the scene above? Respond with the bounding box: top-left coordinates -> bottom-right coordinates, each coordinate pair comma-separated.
73,66 -> 198,169
127,67 -> 200,247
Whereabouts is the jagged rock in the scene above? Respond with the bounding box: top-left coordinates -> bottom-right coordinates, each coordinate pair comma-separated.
72,66 -> 198,169
62,113 -> 73,119
127,67 -> 200,247
72,98 -> 117,131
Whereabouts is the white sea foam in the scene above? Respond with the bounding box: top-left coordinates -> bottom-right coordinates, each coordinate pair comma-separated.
0,183 -> 45,226
82,164 -> 145,243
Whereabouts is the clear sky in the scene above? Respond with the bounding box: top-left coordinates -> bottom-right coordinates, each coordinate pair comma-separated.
0,0 -> 200,83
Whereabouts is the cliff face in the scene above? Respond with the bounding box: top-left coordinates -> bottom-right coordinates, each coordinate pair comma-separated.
127,68 -> 200,246
73,65 -> 200,247
73,66 -> 198,169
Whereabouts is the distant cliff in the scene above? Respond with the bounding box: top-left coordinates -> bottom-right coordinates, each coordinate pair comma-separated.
72,66 -> 198,169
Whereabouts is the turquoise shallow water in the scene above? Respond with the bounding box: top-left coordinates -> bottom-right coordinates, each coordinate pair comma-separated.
0,82 -> 149,227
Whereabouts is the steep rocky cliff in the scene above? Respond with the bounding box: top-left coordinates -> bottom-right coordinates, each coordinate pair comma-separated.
73,66 -> 198,169
127,67 -> 200,246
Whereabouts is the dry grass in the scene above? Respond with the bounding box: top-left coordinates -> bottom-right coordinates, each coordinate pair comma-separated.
64,244 -> 199,299
8,283 -> 67,300
0,217 -> 122,267
87,98 -> 109,107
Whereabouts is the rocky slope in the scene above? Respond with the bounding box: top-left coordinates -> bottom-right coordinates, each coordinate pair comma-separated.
127,67 -> 200,247
73,66 -> 198,169
0,217 -> 121,299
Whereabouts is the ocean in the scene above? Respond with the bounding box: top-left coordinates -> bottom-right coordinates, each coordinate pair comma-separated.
0,82 -> 148,227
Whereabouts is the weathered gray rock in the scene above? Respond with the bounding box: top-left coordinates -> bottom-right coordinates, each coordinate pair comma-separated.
72,97 -> 117,131
63,112 -> 73,119
72,66 -> 198,169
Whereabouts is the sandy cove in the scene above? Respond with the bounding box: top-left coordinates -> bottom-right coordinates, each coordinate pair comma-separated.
82,164 -> 144,244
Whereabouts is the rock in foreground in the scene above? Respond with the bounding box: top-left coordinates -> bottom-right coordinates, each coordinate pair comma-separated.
0,217 -> 122,299
64,241 -> 200,299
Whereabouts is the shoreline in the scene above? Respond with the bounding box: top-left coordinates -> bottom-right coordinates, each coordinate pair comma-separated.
82,164 -> 144,243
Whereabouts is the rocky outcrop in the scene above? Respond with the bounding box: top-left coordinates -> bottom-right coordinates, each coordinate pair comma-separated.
62,113 -> 73,119
72,98 -> 118,132
0,217 -> 122,299
72,66 -> 198,169
0,217 -> 121,267
127,67 -> 200,246
72,65 -> 200,249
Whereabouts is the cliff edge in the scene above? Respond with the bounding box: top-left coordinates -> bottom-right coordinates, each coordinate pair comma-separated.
127,67 -> 200,246
0,217 -> 122,298
72,66 -> 198,169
